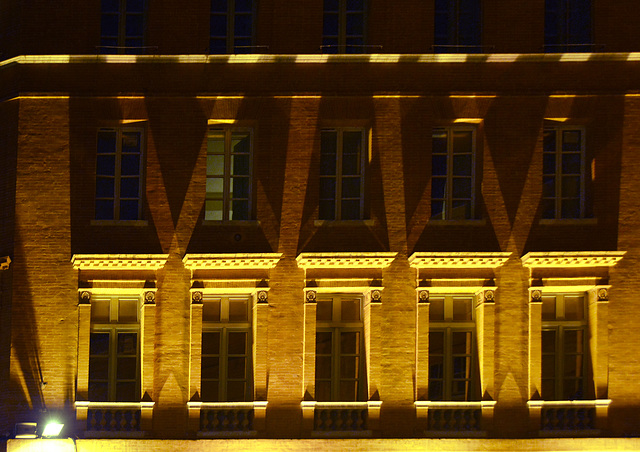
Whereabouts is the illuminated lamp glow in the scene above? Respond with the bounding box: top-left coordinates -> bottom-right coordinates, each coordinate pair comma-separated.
42,422 -> 64,437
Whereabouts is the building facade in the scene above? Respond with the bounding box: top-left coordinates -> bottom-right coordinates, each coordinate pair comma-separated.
2,1 -> 640,450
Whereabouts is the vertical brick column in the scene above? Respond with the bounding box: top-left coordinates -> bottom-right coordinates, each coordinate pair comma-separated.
365,289 -> 382,403
588,287 -> 610,400
76,293 -> 92,401
254,290 -> 269,402
476,289 -> 496,401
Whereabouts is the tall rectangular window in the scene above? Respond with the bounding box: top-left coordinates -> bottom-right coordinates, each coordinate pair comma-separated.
434,0 -> 482,53
201,296 -> 252,402
319,129 -> 366,221
206,128 -> 252,221
428,295 -> 478,401
89,296 -> 140,402
95,127 -> 144,221
541,294 -> 590,400
210,0 -> 256,54
315,295 -> 366,402
100,0 -> 147,54
542,126 -> 585,219
431,127 -> 476,220
545,0 -> 592,52
322,0 -> 366,54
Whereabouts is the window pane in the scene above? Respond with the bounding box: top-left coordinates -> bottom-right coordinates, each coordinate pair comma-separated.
127,0 -> 145,14
118,298 -> 138,323
341,199 -> 361,220
429,355 -> 444,379
316,381 -> 332,402
126,14 -> 144,36
201,356 -> 220,379
205,200 -> 223,221
428,379 -> 443,401
231,177 -> 249,199
452,356 -> 470,379
342,153 -> 360,176
89,356 -> 109,380
97,155 -> 116,176
227,381 -> 246,401
231,154 -> 250,176
91,301 -> 110,323
319,178 -> 336,200
562,153 -> 581,174
342,178 -> 361,199
429,298 -> 445,321
452,331 -> 471,355
564,329 -> 584,355
319,200 -> 336,220
211,0 -> 227,13
202,332 -> 221,355
120,178 -> 140,198
542,175 -> 556,198
542,354 -> 556,379
339,380 -> 358,401
228,332 -> 247,354
323,13 -> 339,36
451,380 -> 470,400
340,356 -> 359,379
432,155 -> 447,176
207,155 -> 225,177
119,200 -> 139,220
452,177 -> 471,199
452,131 -> 473,154
117,357 -> 137,380
452,298 -> 472,321
341,298 -> 360,322
542,330 -> 557,354
562,176 -> 580,198
89,382 -> 108,402
317,299 -> 333,321
431,200 -> 445,220
101,15 -> 119,37
541,296 -> 556,321
451,200 -> 470,219
203,300 -> 221,322
429,331 -> 444,355
543,152 -> 556,175
564,296 -> 584,321
230,199 -> 249,220
340,332 -> 360,355
115,382 -> 137,401
316,332 -> 332,354
102,0 -> 119,13
117,333 -> 137,354
227,356 -> 246,379
228,299 -> 248,322
452,154 -> 472,177
346,13 -> 364,36
206,177 -> 224,196
315,356 -> 332,379
201,381 -> 219,401
234,14 -> 252,37
95,199 -> 114,220
236,0 -> 253,12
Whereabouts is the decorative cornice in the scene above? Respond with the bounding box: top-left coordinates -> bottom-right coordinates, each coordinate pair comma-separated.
296,253 -> 397,269
409,252 -> 512,269
521,251 -> 626,268
183,253 -> 282,270
71,255 -> 168,270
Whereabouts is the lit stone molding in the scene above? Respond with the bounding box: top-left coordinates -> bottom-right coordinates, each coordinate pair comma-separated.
257,290 -> 268,303
183,254 -> 282,270
521,251 -> 626,268
79,291 -> 92,304
306,290 -> 317,303
418,290 -> 429,303
71,254 -> 169,270
0,256 -> 10,270
408,252 -> 512,269
596,287 -> 608,301
530,289 -> 543,302
144,291 -> 156,304
192,291 -> 203,303
296,253 -> 397,269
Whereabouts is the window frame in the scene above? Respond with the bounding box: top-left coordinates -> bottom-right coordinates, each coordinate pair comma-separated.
433,0 -> 483,54
100,0 -> 148,54
95,126 -> 145,222
321,0 -> 367,54
542,124 -> 586,220
430,125 -> 477,221
89,295 -> 141,403
201,295 -> 253,402
205,127 -> 254,222
540,293 -> 590,401
209,0 -> 257,54
319,127 -> 367,221
427,294 -> 479,402
544,0 -> 593,53
315,294 -> 367,402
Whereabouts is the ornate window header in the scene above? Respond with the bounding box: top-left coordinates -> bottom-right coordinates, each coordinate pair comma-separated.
408,252 -> 511,269
71,254 -> 169,270
521,251 -> 625,268
296,253 -> 397,269
182,253 -> 282,270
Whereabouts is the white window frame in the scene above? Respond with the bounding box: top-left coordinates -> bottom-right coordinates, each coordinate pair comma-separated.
541,293 -> 589,401
209,0 -> 257,54
319,128 -> 367,221
428,294 -> 478,402
95,127 -> 145,221
205,127 -> 254,222
201,295 -> 253,402
315,294 -> 367,402
542,125 -> 586,220
431,126 -> 476,221
89,295 -> 141,403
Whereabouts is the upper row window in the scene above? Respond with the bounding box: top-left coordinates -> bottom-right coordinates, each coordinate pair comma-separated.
99,0 -> 592,55
92,125 -> 588,223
